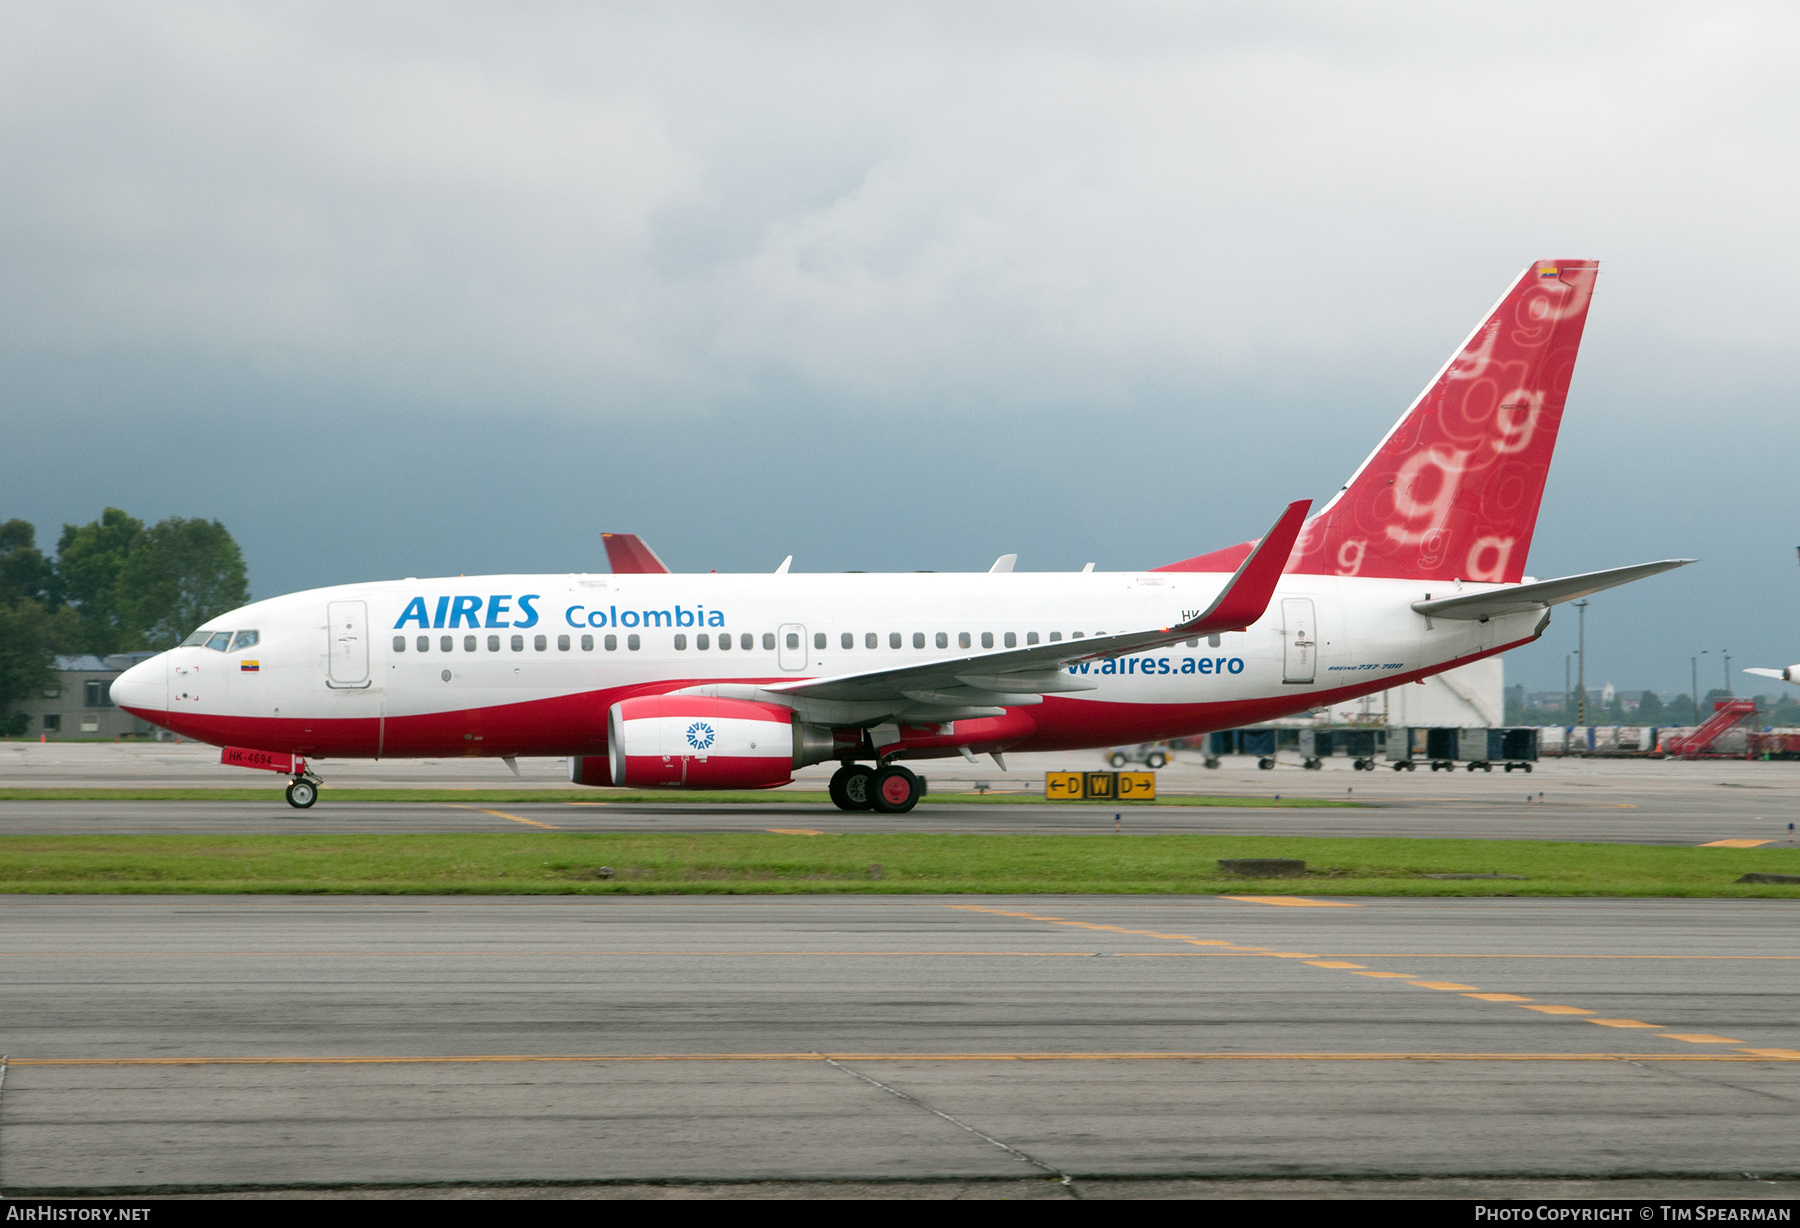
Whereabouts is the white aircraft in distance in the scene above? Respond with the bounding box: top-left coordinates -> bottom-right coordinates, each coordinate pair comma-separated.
114,258 -> 1693,812
1745,666 -> 1799,685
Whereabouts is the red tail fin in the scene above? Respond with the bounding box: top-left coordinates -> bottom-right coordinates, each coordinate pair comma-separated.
601,533 -> 670,574
1287,259 -> 1598,582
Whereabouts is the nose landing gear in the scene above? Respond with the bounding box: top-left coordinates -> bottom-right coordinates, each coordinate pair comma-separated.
284,763 -> 323,809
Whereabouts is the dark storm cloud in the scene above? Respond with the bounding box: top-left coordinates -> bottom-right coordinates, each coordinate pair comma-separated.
3,1 -> 1797,694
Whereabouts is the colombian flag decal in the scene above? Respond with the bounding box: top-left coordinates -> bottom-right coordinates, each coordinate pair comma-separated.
240,660 -> 259,672
1538,266 -> 1559,277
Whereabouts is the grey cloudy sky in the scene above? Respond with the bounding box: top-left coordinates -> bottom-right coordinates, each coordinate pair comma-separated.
4,2 -> 1796,697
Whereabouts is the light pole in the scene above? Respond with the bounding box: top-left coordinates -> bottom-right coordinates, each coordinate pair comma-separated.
1574,600 -> 1588,725
1723,650 -> 1731,696
1693,651 -> 1708,724
1564,653 -> 1572,721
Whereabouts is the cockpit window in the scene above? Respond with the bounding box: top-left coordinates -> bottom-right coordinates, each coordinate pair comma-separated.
204,632 -> 232,651
182,630 -> 213,647
230,631 -> 259,651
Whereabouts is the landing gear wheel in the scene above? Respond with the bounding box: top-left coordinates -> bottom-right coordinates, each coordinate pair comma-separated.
285,779 -> 317,809
1145,752 -> 1167,770
870,765 -> 922,814
1257,757 -> 1275,771
831,764 -> 876,811
1108,752 -> 1129,768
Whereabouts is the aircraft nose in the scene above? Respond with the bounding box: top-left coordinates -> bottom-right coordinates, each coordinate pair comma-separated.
111,654 -> 167,714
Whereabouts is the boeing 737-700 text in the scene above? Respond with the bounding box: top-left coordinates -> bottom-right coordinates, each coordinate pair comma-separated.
111,259 -> 1691,811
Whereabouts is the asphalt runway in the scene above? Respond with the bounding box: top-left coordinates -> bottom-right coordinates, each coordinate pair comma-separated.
1,894 -> 1797,1196
4,741 -> 1799,843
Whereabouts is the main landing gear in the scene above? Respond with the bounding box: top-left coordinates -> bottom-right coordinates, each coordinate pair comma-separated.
829,762 -> 924,814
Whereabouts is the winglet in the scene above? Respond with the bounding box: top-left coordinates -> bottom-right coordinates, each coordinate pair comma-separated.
601,533 -> 670,574
1181,500 -> 1310,636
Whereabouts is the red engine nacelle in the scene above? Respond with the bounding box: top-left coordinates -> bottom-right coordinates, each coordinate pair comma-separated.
605,694 -> 834,789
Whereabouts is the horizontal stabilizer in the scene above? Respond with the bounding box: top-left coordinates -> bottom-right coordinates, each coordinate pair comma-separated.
1410,559 -> 1694,621
602,533 -> 670,574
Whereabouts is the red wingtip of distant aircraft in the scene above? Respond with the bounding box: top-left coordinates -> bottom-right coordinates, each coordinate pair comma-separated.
602,533 -> 671,574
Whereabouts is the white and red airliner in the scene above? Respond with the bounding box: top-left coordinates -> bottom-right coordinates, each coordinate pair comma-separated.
113,259 -> 1689,811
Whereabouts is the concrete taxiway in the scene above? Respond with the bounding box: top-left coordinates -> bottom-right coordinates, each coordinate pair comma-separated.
1,894 -> 1797,1194
4,742 -> 1799,843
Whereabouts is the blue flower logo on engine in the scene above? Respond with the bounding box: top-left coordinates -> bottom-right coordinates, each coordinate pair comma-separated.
685,721 -> 716,751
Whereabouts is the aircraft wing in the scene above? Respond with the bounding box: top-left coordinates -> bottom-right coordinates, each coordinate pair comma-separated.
602,533 -> 671,574
759,500 -> 1309,707
1409,559 -> 1694,622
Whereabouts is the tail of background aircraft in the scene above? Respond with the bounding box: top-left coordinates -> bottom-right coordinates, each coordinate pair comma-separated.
1159,259 -> 1599,583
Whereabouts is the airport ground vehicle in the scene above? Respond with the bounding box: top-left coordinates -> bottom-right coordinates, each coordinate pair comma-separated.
111,259 -> 1688,812
1107,745 -> 1169,769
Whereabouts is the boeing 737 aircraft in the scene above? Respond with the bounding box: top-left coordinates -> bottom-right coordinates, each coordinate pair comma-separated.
111,259 -> 1691,811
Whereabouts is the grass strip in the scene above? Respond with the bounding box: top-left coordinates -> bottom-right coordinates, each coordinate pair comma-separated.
0,833 -> 1795,897
0,788 -> 1356,807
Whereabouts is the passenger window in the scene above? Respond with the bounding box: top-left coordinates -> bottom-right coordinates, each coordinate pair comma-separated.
1004,632 -> 1016,648
205,632 -> 231,651
717,633 -> 730,651
581,635 -> 594,651
488,635 -> 501,651
935,632 -> 948,649
811,632 -> 823,649
981,632 -> 994,649
230,630 -> 259,650
628,634 -> 640,651
786,632 -> 800,650
958,632 -> 971,648
908,632 -> 920,649
1185,638 -> 1199,648
393,636 -> 406,652
674,634 -> 687,650
741,633 -> 753,650
697,633 -> 709,650
1027,632 -> 1039,645
418,636 -> 430,652
464,635 -> 477,651
866,632 -> 877,649
557,635 -> 570,651
510,634 -> 524,651
534,634 -> 547,651
604,635 -> 617,651
1072,632 -> 1084,639
762,633 -> 775,650
1049,632 -> 1061,642
841,632 -> 853,650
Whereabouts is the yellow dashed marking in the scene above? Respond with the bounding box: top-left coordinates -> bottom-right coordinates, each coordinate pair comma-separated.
1351,971 -> 1420,979
765,829 -> 825,836
1409,981 -> 1481,992
1737,1048 -> 1800,1059
1304,961 -> 1366,969
1462,993 -> 1532,1002
1699,839 -> 1772,848
1660,1033 -> 1743,1044
1222,897 -> 1358,908
1586,1019 -> 1662,1029
1520,1005 -> 1597,1016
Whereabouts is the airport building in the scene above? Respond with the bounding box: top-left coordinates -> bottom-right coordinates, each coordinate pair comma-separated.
4,653 -> 162,740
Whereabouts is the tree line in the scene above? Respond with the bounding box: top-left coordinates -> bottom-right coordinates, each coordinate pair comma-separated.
0,509 -> 250,730
1505,688 -> 1800,729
